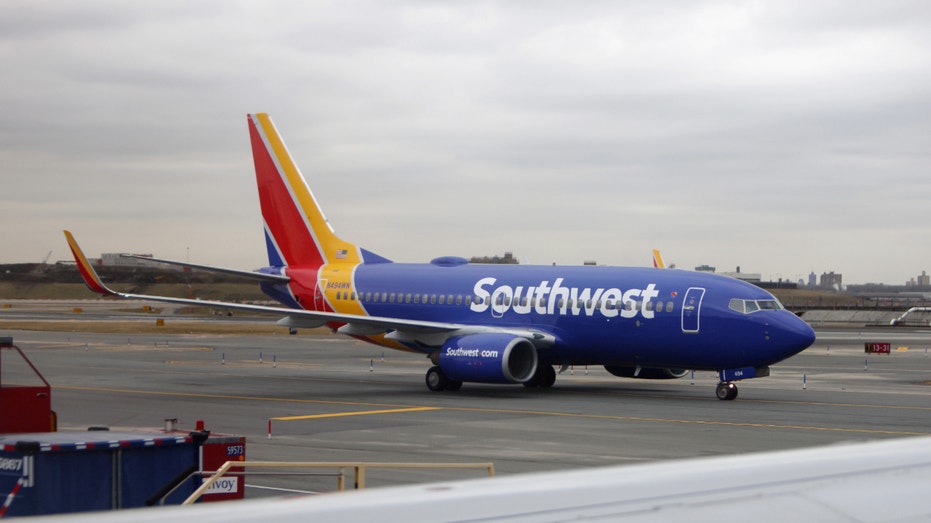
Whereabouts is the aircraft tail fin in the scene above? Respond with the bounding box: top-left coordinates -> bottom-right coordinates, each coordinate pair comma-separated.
652,249 -> 666,269
247,113 -> 390,268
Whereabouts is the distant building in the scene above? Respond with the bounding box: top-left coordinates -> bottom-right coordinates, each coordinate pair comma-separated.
906,271 -> 930,287
720,266 -> 762,283
469,252 -> 519,264
820,271 -> 843,289
808,272 -> 817,287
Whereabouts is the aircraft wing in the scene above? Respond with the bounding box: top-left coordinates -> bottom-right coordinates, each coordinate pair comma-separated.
28,436 -> 931,522
119,254 -> 290,283
63,231 -> 554,348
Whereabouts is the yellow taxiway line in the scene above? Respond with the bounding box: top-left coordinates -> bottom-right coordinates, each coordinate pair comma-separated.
272,407 -> 440,421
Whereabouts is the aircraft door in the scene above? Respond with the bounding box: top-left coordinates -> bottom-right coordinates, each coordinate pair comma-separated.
681,287 -> 704,333
314,278 -> 328,311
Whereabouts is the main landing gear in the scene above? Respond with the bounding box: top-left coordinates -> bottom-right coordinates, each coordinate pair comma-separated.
424,365 -> 557,391
522,364 -> 556,388
715,381 -> 738,401
425,366 -> 462,392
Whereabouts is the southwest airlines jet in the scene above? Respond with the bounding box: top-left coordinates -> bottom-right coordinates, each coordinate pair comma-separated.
65,113 -> 815,400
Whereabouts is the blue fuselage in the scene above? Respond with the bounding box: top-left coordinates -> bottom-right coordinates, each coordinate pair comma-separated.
268,261 -> 815,372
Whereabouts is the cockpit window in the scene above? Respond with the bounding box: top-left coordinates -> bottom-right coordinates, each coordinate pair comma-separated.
757,300 -> 782,310
729,298 -> 784,314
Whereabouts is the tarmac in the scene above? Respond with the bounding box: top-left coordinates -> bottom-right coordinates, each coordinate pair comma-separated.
3,317 -> 931,497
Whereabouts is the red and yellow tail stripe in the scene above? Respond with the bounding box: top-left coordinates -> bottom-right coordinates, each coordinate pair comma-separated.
248,113 -> 362,269
652,249 -> 666,269
63,230 -> 114,296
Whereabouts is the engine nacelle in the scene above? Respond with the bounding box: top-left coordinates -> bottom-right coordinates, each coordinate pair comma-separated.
439,334 -> 538,384
604,365 -> 689,380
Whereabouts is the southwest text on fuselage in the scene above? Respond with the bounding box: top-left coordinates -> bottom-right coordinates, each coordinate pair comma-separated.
471,277 -> 661,319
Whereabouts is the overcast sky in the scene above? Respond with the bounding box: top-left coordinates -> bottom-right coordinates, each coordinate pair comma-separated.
2,1 -> 929,285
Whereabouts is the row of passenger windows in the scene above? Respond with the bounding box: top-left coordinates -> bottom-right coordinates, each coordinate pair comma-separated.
333,290 -> 676,313
335,291 -> 477,306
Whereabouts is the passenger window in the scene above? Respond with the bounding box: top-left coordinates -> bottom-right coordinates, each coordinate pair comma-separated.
351,292 -> 357,300
364,292 -> 371,302
456,295 -> 463,305
666,301 -> 674,313
430,295 -> 437,305
439,295 -> 446,305
405,293 -> 412,304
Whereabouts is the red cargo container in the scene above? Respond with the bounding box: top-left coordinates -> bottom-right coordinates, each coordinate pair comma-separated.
0,338 -> 56,434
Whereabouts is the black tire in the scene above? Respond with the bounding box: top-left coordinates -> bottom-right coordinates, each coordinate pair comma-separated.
715,382 -> 738,401
727,384 -> 739,400
426,366 -> 448,391
523,365 -> 556,388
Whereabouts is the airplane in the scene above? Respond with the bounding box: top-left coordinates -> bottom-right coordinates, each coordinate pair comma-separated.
64,113 -> 816,400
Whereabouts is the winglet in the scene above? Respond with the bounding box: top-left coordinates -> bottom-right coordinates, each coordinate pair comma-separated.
63,231 -> 116,296
652,249 -> 666,269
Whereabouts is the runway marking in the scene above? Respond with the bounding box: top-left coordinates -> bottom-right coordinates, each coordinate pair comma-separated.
272,407 -> 440,421
56,385 -> 930,436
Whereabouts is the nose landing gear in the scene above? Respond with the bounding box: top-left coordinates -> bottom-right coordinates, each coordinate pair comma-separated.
715,366 -> 770,400
715,381 -> 738,401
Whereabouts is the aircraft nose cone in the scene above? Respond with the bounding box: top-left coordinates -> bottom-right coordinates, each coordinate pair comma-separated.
772,313 -> 816,358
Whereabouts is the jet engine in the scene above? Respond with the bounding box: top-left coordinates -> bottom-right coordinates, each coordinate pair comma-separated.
438,334 -> 538,384
603,365 -> 689,380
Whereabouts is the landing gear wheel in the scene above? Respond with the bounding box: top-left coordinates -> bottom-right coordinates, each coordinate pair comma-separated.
539,365 -> 556,388
426,366 -> 448,391
523,365 -> 557,388
715,382 -> 738,401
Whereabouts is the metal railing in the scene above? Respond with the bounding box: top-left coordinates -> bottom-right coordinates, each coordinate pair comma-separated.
182,460 -> 495,505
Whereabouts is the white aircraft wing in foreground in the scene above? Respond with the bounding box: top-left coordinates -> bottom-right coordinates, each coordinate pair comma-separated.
30,436 -> 931,522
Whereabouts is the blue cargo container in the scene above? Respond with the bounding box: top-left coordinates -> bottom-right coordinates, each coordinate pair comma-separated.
0,431 -> 199,517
